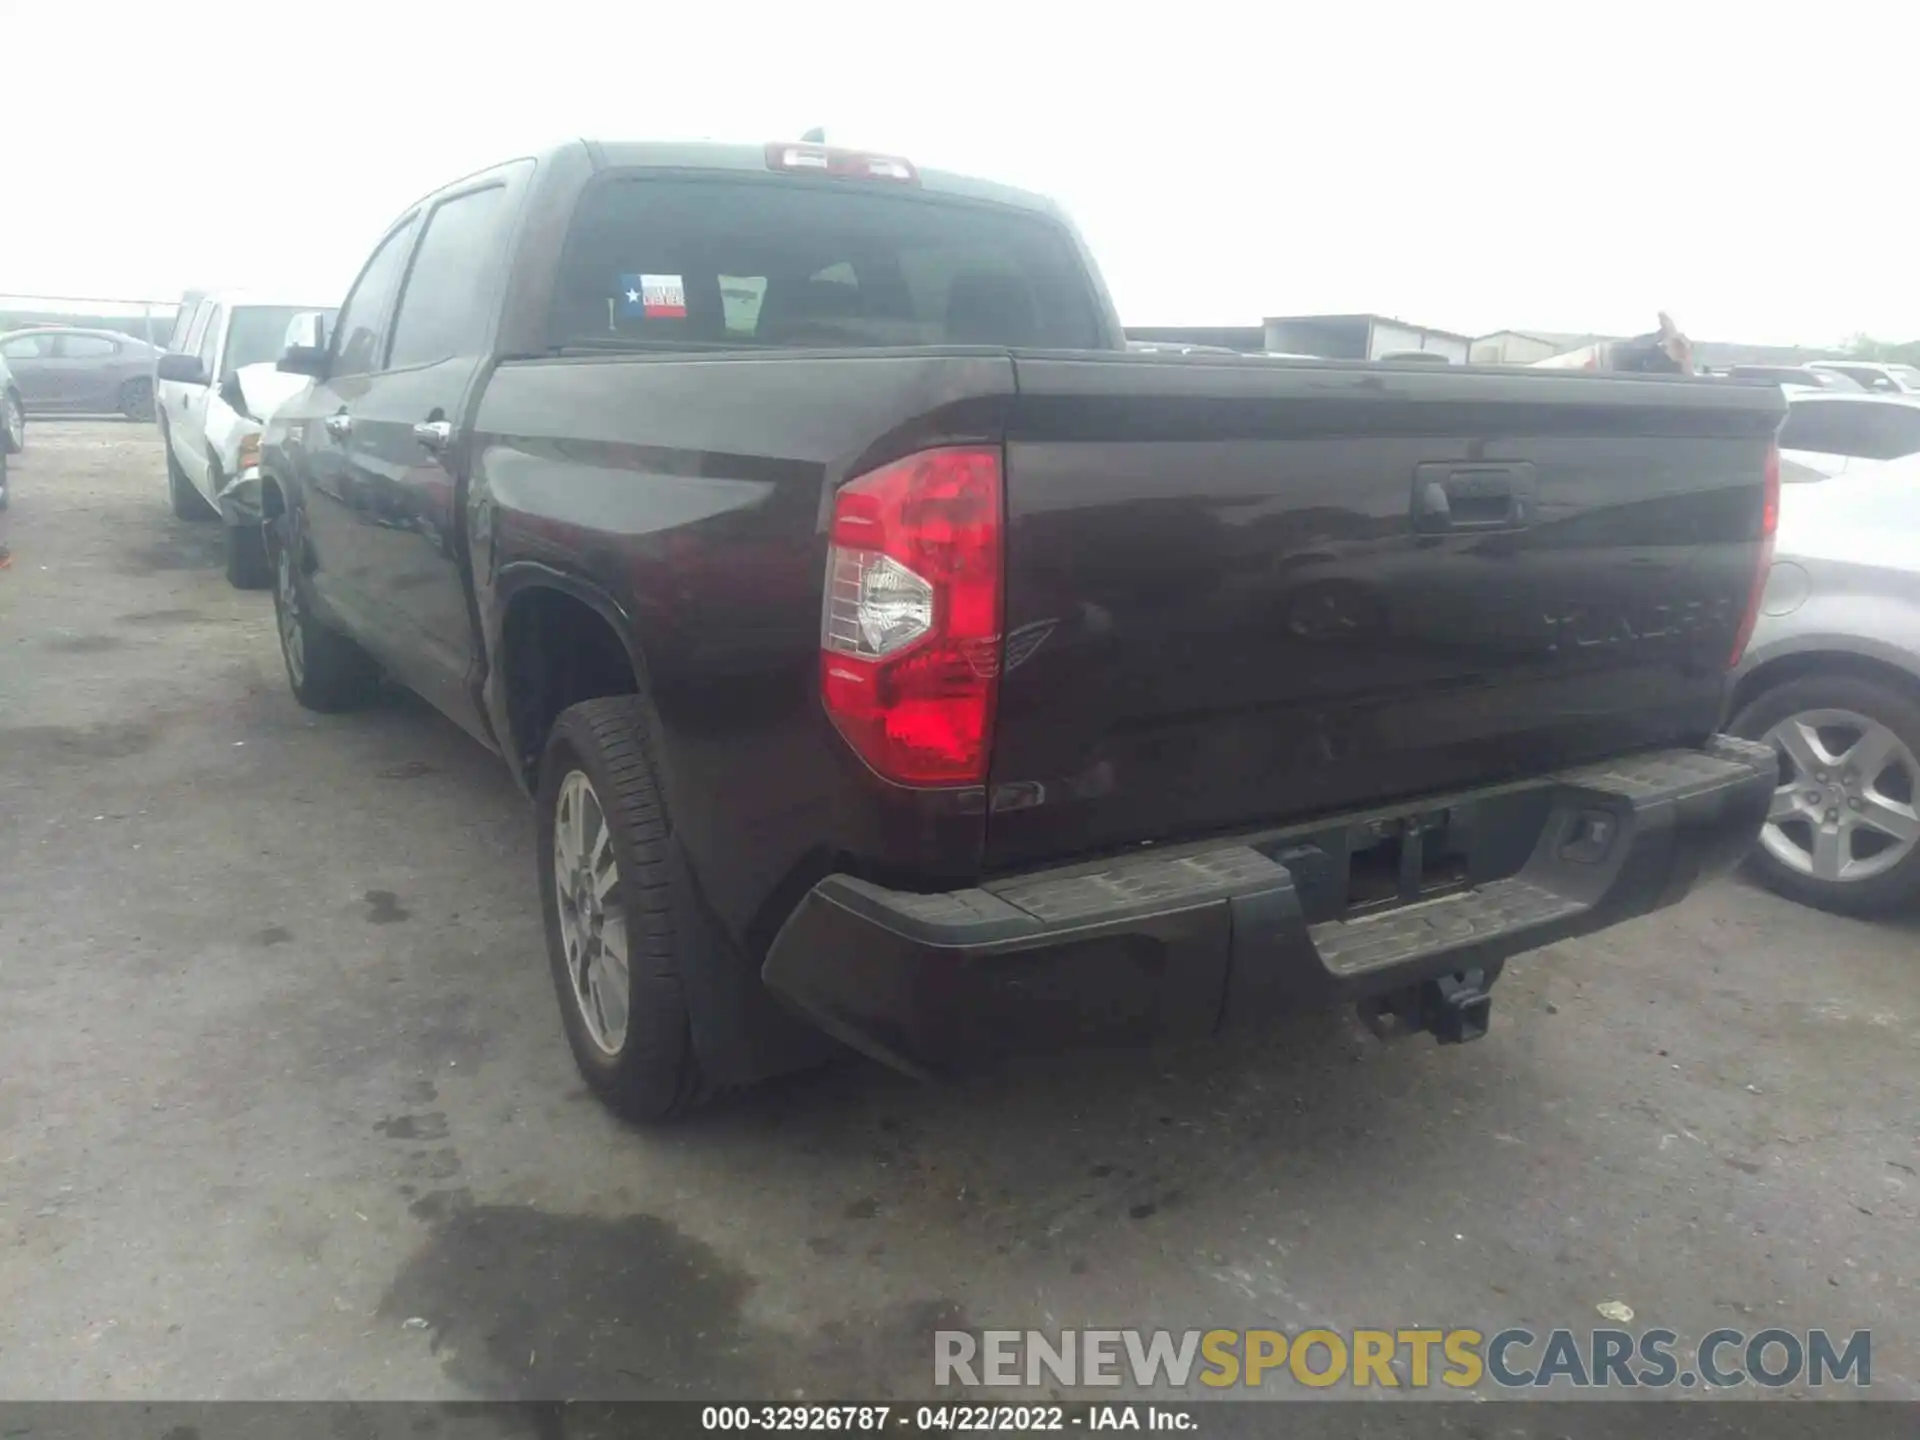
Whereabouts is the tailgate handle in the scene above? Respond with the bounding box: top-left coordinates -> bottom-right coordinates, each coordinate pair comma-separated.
1412,462 -> 1536,533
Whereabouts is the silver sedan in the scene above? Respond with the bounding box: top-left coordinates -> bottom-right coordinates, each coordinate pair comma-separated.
1727,457 -> 1920,913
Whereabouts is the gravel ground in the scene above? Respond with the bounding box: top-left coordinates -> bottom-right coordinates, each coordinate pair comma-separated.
1,422 -> 1915,1407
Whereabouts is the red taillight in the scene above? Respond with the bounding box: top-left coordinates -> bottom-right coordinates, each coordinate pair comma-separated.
820,447 -> 1003,786
1729,441 -> 1781,667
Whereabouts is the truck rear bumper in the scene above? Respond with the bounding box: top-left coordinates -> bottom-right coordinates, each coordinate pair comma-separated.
761,737 -> 1776,1077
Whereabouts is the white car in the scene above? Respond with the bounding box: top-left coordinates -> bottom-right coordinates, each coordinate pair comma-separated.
1806,359 -> 1920,395
1775,390 -> 1920,484
155,293 -> 333,587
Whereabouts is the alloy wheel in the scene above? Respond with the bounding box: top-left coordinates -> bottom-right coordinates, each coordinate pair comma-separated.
552,769 -> 630,1054
1761,707 -> 1920,884
276,543 -> 306,686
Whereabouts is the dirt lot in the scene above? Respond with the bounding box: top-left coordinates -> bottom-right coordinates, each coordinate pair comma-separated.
1,422 -> 1916,1405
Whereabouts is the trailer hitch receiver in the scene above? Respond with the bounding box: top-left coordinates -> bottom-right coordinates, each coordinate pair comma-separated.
1357,967 -> 1495,1045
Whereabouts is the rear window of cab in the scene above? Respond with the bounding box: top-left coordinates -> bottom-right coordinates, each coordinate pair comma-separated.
549,176 -> 1101,353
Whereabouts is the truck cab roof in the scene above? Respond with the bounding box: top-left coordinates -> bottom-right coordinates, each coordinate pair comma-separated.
409,139 -> 1069,224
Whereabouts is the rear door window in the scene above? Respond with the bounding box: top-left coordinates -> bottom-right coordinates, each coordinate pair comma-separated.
59,334 -> 118,358
387,184 -> 512,369
550,176 -> 1101,351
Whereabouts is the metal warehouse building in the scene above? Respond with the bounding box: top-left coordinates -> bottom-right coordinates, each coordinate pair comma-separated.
1125,315 -> 1472,361
1264,314 -> 1472,363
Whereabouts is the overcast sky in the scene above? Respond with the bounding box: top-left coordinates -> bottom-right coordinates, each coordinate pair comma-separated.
5,1 -> 1914,346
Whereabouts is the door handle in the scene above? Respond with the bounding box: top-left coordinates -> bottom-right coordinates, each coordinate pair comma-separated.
323,413 -> 353,440
412,420 -> 452,453
1411,462 -> 1536,534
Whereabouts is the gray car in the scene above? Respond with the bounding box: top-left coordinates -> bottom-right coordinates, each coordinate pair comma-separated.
0,327 -> 162,420
1727,457 -> 1920,913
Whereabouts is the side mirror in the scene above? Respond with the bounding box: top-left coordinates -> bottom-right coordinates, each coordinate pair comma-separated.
156,352 -> 209,385
284,311 -> 327,352
277,311 -> 330,377
277,345 -> 329,378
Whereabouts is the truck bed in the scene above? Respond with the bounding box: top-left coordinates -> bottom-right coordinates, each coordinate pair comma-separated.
985,352 -> 1784,867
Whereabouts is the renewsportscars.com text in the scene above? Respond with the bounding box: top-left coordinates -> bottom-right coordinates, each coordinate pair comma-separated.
935,1327 -> 1872,1391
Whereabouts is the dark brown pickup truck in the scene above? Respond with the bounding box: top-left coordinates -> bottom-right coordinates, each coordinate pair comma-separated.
257,138 -> 1782,1119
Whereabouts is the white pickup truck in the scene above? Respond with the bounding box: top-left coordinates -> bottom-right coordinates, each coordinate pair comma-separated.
155,293 -> 332,586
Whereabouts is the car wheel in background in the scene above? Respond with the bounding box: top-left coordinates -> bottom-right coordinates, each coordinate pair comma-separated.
536,696 -> 709,1123
268,510 -> 381,711
118,377 -> 155,422
1732,672 -> 1920,915
165,437 -> 215,521
224,521 -> 272,590
2,391 -> 23,454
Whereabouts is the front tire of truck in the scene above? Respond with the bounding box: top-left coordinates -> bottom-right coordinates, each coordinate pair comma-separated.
269,510 -> 382,711
536,697 -> 706,1123
225,519 -> 272,590
1732,672 -> 1920,915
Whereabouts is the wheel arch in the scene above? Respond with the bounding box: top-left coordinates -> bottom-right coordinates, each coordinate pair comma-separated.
1729,644 -> 1920,723
493,568 -> 650,792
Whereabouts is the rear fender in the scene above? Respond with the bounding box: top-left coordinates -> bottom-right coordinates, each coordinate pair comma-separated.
490,562 -> 829,1086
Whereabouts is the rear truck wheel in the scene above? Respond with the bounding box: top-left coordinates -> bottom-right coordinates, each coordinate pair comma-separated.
269,510 -> 381,711
166,437 -> 215,520
2,390 -> 23,454
536,696 -> 708,1122
224,519 -> 271,589
1731,672 -> 1920,915
119,377 -> 154,422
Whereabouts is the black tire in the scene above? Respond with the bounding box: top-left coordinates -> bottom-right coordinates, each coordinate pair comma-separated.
119,377 -> 154,422
1730,671 -> 1920,915
268,509 -> 381,711
224,520 -> 272,589
536,696 -> 708,1122
2,390 -> 23,455
165,434 -> 215,520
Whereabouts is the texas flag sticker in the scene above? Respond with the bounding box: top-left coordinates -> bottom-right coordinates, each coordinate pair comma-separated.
620,273 -> 687,320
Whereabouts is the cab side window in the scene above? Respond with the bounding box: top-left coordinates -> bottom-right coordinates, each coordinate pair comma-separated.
179,303 -> 213,360
387,185 -> 511,370
166,305 -> 198,352
331,217 -> 421,378
196,307 -> 225,379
